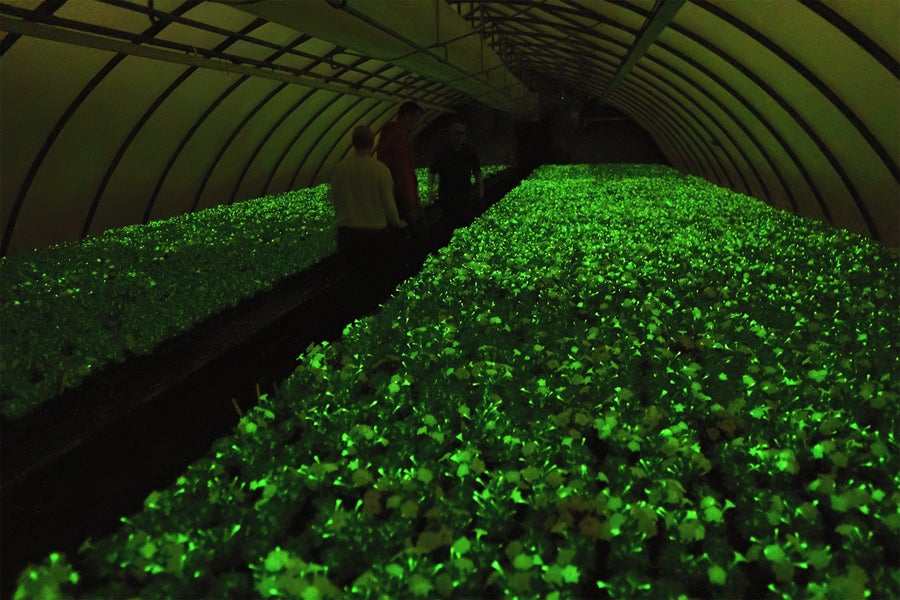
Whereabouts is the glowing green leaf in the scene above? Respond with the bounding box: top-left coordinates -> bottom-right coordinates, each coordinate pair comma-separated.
435,573 -> 455,596
386,564 -> 404,578
451,537 -> 471,556
772,561 -> 794,582
708,565 -> 727,585
859,381 -> 875,400
453,556 -> 475,574
561,564 -> 580,583
542,564 -> 564,585
807,548 -> 831,570
609,512 -> 627,534
831,452 -> 848,467
678,519 -> 705,542
775,450 -> 799,473
704,506 -> 724,523
140,541 -> 157,560
831,494 -> 851,512
265,548 -> 289,572
408,575 -> 433,597
764,545 -> 785,562
808,369 -> 827,382
522,466 -> 540,482
352,469 -> 373,487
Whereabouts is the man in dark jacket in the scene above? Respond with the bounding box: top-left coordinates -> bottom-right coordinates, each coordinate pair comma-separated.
429,122 -> 484,234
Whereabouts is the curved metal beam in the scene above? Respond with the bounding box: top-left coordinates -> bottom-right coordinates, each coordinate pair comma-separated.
0,2 -> 195,256
233,0 -> 538,115
85,19 -> 270,238
693,0 -> 879,238
602,0 -> 687,99
309,99 -> 392,186
0,16 -> 447,112
196,82 -> 290,210
287,96 -> 363,190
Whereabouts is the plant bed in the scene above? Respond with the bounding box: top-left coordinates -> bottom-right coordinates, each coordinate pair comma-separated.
0,167 -> 518,599
0,255 -> 345,489
0,167 -> 509,420
13,164 -> 899,599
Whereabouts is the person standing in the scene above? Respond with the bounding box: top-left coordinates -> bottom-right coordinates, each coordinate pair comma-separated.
331,125 -> 406,298
428,122 -> 484,240
376,101 -> 426,269
376,101 -> 425,224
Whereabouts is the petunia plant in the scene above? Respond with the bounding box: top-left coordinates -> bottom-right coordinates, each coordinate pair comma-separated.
0,167 -> 510,418
13,164 -> 900,599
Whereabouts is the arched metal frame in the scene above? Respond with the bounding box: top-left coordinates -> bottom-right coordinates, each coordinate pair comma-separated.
612,94 -> 693,176
504,13 -> 787,207
611,89 -> 707,181
1,0 -> 897,254
645,36 -> 801,212
691,0 -> 876,234
477,3 -> 777,196
2,1 -> 195,253
478,6 -> 753,195
87,17 -> 273,234
0,0 -> 464,254
309,101 -> 395,185
454,0 -> 897,243
656,24 -> 832,219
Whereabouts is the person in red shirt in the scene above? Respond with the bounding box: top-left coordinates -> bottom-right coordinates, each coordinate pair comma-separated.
376,101 -> 425,226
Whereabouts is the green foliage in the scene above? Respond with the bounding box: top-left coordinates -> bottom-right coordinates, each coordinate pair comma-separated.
13,553 -> 78,600
14,164 -> 900,598
0,167 -> 509,418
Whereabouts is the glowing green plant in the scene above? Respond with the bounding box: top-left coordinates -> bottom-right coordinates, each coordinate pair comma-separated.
14,163 -> 900,599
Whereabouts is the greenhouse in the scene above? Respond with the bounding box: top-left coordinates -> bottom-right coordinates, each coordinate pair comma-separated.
1,1 -> 898,598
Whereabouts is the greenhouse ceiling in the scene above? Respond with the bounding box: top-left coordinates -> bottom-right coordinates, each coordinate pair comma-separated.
1,0 -> 898,255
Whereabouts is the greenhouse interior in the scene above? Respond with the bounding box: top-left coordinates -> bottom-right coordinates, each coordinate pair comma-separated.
1,0 -> 898,598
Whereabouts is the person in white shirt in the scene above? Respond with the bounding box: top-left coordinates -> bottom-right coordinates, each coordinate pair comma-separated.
331,125 -> 407,294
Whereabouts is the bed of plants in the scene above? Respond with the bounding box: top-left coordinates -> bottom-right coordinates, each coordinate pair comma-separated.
13,164 -> 900,599
0,166 -> 508,419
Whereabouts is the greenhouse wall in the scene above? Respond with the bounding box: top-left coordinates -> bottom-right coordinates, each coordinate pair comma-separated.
1,0 -> 897,255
